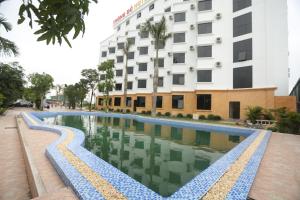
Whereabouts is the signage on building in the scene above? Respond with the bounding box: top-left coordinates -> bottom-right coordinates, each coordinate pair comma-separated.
113,0 -> 151,26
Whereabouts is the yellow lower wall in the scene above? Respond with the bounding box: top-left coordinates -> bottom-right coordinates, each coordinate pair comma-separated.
96,87 -> 296,120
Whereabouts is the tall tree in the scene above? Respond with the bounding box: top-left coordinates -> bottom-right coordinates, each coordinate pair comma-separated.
0,62 -> 25,106
28,72 -> 54,110
0,1 -> 19,57
122,38 -> 133,113
81,68 -> 99,111
141,17 -> 171,116
76,79 -> 89,109
98,60 -> 115,112
64,84 -> 78,109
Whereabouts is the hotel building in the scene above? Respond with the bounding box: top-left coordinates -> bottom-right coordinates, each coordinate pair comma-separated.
96,0 -> 296,120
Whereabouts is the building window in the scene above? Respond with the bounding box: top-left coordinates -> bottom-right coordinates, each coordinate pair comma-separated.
174,12 -> 186,22
116,69 -> 123,77
117,56 -> 124,63
127,81 -> 133,90
98,98 -> 103,106
197,70 -> 212,82
137,12 -> 142,18
198,22 -> 212,34
156,58 -> 164,68
114,97 -> 121,106
128,52 -> 135,60
138,63 -> 147,71
148,17 -> 154,21
233,12 -> 252,37
125,97 -> 132,107
173,74 -> 185,85
100,74 -> 106,80
126,20 -> 130,25
101,51 -> 107,57
165,7 -> 171,12
138,79 -> 147,88
140,31 -> 149,39
139,46 -> 148,55
173,32 -> 185,43
158,77 -> 164,87
233,38 -> 252,62
156,96 -> 163,108
115,83 -> 122,91
149,3 -> 154,11
136,96 -> 146,107
233,66 -> 252,88
197,46 -> 212,58
108,47 -> 115,54
233,0 -> 251,12
128,37 -> 135,45
117,42 -> 124,49
198,0 -> 212,11
173,53 -> 185,64
197,94 -> 211,110
127,67 -> 134,74
172,95 -> 184,109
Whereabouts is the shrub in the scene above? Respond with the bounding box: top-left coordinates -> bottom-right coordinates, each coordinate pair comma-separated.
145,110 -> 151,115
267,127 -> 278,132
246,106 -> 263,123
109,108 -> 114,112
115,109 -> 121,112
199,115 -> 206,120
186,114 -> 193,119
141,110 -> 146,114
276,111 -> 300,134
207,114 -> 222,121
177,113 -> 184,118
0,107 -> 7,115
157,112 -> 162,116
262,109 -> 275,120
165,112 -> 171,117
126,109 -> 131,113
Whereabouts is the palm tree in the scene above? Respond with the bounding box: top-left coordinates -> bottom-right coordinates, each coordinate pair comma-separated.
141,16 -> 171,116
0,1 -> 19,57
122,38 -> 133,113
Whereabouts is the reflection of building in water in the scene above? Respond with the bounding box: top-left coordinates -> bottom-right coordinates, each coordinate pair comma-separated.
87,117 -> 244,196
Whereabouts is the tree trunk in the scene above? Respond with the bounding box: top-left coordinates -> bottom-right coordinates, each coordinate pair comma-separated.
151,46 -> 159,117
123,54 -> 128,113
80,99 -> 83,110
40,96 -> 44,111
89,89 -> 94,112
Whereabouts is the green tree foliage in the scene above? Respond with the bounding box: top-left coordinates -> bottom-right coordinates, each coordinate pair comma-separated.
18,0 -> 97,47
0,62 -> 25,107
140,17 -> 171,116
246,106 -> 263,123
28,72 -> 54,110
98,60 -> 115,112
273,107 -> 300,134
75,79 -> 89,109
64,84 -> 78,109
0,1 -> 19,57
81,68 -> 99,111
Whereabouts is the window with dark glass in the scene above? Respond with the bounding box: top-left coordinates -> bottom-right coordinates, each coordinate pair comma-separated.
127,67 -> 134,74
138,63 -> 147,71
128,52 -> 135,59
117,56 -> 123,63
149,3 -> 154,10
173,74 -> 185,85
197,94 -> 211,110
114,97 -> 121,106
126,97 -> 132,107
98,98 -> 103,106
137,79 -> 147,88
101,51 -> 107,57
100,74 -> 106,80
108,47 -> 115,54
136,96 -> 146,107
117,42 -> 124,49
172,95 -> 184,109
233,66 -> 252,88
137,12 -> 142,18
197,70 -> 212,82
156,58 -> 164,68
198,22 -> 212,34
127,81 -> 133,90
139,46 -> 148,55
233,38 -> 252,62
116,69 -> 123,77
115,83 -> 122,91
233,12 -> 252,37
173,32 -> 185,43
170,150 -> 182,161
128,37 -> 135,45
173,53 -> 185,64
126,20 -> 130,25
174,12 -> 186,22
165,7 -> 171,12
198,0 -> 212,11
158,77 -> 164,87
197,45 -> 212,57
156,96 -> 163,108
233,0 -> 251,12
140,31 -> 149,39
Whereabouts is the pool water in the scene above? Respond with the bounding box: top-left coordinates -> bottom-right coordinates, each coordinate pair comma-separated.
43,115 -> 245,197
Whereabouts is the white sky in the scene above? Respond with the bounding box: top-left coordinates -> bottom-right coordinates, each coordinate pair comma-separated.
0,0 -> 299,92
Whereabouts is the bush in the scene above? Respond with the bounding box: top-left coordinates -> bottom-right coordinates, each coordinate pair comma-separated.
186,114 -> 193,119
177,113 -> 184,118
246,106 -> 263,123
115,109 -> 121,112
145,110 -> 151,115
165,112 -> 171,117
141,110 -> 146,114
199,115 -> 206,120
0,107 -> 7,115
126,109 -> 131,113
277,111 -> 300,134
207,114 -> 222,121
157,112 -> 162,116
267,127 -> 278,132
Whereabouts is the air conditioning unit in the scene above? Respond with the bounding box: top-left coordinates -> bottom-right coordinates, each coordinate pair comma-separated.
169,15 -> 173,20
150,74 -> 153,78
190,46 -> 195,51
189,67 -> 194,71
216,62 -> 222,68
168,52 -> 172,57
216,37 -> 222,44
190,4 -> 195,10
190,24 -> 195,30
216,13 -> 222,20
167,70 -> 172,75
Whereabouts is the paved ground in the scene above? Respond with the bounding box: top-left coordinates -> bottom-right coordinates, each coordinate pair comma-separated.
249,133 -> 300,200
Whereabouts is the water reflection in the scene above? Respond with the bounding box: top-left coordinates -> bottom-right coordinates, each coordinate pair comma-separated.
43,115 -> 245,197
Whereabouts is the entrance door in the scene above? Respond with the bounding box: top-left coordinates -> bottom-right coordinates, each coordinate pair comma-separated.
229,102 -> 240,119
133,100 -> 137,112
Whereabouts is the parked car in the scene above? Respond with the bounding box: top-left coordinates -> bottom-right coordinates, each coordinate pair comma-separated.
13,99 -> 33,107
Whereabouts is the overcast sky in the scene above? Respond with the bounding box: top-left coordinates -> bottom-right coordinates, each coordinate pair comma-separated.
0,0 -> 299,92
